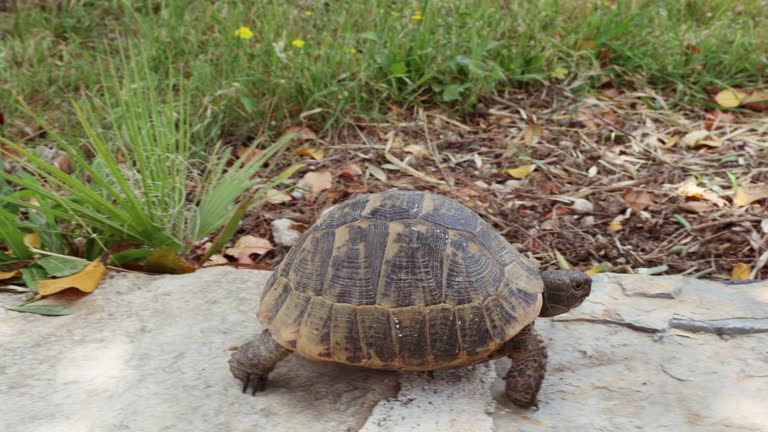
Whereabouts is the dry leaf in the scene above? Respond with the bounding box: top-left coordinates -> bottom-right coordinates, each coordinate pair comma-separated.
0,269 -> 20,281
53,154 -> 72,174
202,254 -> 229,267
715,88 -> 749,108
366,164 -> 388,182
680,201 -> 716,214
505,164 -> 533,179
607,216 -> 624,233
295,148 -> 325,160
623,190 -> 655,211
733,185 -> 768,207
225,236 -> 273,264
144,246 -> 195,274
23,233 -> 41,249
704,110 -> 736,131
678,179 -> 706,199
523,124 -> 543,146
36,254 -> 109,296
403,144 -> 430,158
339,163 -> 363,178
265,189 -> 293,204
731,263 -> 752,281
235,147 -> 262,164
681,130 -> 709,147
302,170 -> 333,200
282,125 -> 317,141
598,88 -> 620,99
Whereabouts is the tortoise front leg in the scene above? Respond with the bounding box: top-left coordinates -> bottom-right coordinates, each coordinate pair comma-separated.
499,324 -> 548,408
229,329 -> 291,395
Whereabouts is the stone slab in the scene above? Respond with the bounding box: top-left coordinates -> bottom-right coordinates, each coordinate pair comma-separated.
1,269 -> 767,431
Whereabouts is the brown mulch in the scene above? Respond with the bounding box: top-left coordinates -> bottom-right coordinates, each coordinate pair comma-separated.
238,86 -> 768,281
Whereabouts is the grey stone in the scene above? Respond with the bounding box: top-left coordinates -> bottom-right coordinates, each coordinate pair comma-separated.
1,269 -> 767,431
619,275 -> 684,298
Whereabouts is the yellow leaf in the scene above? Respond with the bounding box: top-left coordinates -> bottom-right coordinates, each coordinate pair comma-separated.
607,217 -> 623,233
733,185 -> 768,207
144,246 -> 195,274
302,170 -> 333,200
295,148 -> 325,160
714,88 -> 748,108
23,233 -> 41,249
403,144 -> 430,158
731,263 -> 751,281
681,130 -> 709,147
265,189 -> 292,204
585,263 -> 609,276
505,164 -> 533,179
0,269 -> 20,281
37,254 -> 109,296
677,179 -> 706,199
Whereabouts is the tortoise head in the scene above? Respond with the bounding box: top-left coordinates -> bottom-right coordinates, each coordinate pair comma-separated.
538,270 -> 592,317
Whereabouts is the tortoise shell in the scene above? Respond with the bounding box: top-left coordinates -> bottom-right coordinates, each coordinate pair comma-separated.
258,190 -> 543,371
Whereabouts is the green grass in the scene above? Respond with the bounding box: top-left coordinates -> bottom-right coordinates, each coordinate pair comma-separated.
1,0 -> 766,143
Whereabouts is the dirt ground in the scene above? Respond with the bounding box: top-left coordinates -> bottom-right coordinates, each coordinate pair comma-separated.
235,86 -> 768,281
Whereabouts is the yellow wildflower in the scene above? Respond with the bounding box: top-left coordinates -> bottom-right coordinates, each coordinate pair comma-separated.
345,47 -> 357,54
304,11 -> 313,16
411,11 -> 423,20
234,26 -> 253,40
390,10 -> 400,16
292,39 -> 305,48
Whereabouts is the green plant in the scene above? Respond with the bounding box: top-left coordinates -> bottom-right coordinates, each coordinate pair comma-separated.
0,48 -> 297,261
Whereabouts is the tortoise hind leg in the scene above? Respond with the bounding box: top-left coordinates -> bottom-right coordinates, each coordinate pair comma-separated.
229,329 -> 291,395
500,324 -> 548,408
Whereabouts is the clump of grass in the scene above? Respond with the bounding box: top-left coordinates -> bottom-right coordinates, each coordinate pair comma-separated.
0,47 -> 297,261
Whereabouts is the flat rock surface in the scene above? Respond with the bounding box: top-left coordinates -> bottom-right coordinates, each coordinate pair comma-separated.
1,269 -> 767,432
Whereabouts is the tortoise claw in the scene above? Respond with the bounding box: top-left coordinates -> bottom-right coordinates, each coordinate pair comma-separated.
241,374 -> 267,395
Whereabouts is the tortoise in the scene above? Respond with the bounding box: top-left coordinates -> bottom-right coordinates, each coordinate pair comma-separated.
229,190 -> 591,407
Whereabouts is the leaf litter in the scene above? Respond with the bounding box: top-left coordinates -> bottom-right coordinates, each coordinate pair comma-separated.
238,85 -> 768,281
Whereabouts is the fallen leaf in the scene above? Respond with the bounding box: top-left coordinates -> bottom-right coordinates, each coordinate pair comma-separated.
36,254 -> 109,296
23,233 -> 41,249
579,40 -> 597,50
598,88 -> 620,99
235,147 -> 262,164
202,254 -> 229,267
680,201 -> 716,214
554,250 -> 571,270
505,164 -> 533,179
715,88 -> 748,108
295,148 -> 325,160
52,154 -> 72,174
7,304 -> 71,316
685,43 -> 701,54
523,124 -> 543,145
265,189 -> 293,204
701,191 -> 728,208
681,130 -> 709,147
678,179 -> 706,199
339,163 -> 363,178
302,170 -> 333,200
143,247 -> 195,274
704,110 -> 736,131
366,164 -> 388,182
733,185 -> 768,207
403,144 -> 430,158
282,125 -> 317,141
623,190 -> 655,211
607,216 -> 623,233
0,269 -> 20,281
731,263 -> 751,281
585,262 -> 609,276
225,235 -> 273,264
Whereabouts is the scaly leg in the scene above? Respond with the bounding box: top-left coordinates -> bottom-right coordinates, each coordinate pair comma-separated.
500,324 -> 548,408
229,329 -> 291,395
